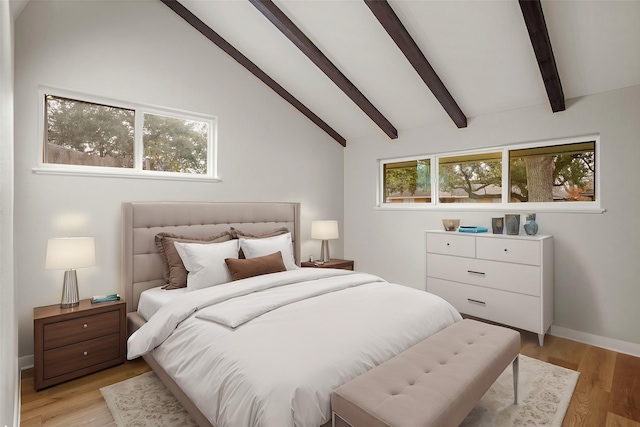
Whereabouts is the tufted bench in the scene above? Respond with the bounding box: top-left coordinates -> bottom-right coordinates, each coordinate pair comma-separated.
331,319 -> 520,427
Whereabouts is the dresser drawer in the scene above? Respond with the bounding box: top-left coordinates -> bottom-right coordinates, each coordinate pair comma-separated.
43,310 -> 120,350
426,233 -> 475,258
427,253 -> 541,296
42,333 -> 121,380
476,238 -> 540,266
427,278 -> 541,333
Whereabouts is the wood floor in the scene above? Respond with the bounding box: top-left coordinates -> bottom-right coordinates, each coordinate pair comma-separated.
20,329 -> 640,427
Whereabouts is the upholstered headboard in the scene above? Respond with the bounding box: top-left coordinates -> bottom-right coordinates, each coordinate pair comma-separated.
120,201 -> 301,314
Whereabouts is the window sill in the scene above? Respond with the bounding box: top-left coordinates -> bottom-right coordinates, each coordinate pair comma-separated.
32,167 -> 221,183
374,204 -> 605,214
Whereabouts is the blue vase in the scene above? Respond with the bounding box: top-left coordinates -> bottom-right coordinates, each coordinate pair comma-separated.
524,213 -> 538,235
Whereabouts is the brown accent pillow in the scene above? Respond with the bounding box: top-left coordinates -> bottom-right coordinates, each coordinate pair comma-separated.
224,251 -> 286,281
155,231 -> 232,289
229,226 -> 289,239
229,227 -> 289,258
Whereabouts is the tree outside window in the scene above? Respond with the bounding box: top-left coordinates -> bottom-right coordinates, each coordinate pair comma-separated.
43,92 -> 216,178
380,139 -> 597,208
384,159 -> 430,203
143,114 -> 208,174
509,142 -> 595,202
438,153 -> 502,203
45,95 -> 134,168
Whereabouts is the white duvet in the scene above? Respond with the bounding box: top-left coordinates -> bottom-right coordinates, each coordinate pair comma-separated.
128,269 -> 461,427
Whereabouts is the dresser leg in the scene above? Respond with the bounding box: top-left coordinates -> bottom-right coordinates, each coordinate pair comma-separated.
538,333 -> 545,346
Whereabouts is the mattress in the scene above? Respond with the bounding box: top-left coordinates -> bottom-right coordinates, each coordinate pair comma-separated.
137,286 -> 187,321
128,269 -> 462,427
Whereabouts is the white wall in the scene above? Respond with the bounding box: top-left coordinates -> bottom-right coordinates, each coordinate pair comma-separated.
1,0 -> 18,424
345,85 -> 640,350
14,0 -> 344,358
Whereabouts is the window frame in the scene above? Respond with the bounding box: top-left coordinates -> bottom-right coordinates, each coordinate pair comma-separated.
34,86 -> 219,182
377,134 -> 602,213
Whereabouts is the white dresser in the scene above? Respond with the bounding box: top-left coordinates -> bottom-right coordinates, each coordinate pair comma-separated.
426,230 -> 553,345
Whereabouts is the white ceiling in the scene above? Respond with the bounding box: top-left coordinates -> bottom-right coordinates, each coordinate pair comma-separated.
12,0 -> 640,142
180,0 -> 640,142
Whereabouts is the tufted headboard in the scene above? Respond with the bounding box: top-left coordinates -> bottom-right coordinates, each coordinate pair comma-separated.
120,201 -> 301,314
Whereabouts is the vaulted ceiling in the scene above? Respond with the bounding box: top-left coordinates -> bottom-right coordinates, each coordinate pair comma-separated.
14,0 -> 640,145
164,0 -> 639,145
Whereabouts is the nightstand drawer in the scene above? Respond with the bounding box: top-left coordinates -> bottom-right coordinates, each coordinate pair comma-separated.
426,233 -> 475,258
476,238 -> 540,266
43,333 -> 121,380
43,310 -> 120,350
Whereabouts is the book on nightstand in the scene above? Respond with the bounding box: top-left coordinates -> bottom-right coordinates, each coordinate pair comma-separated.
91,293 -> 121,304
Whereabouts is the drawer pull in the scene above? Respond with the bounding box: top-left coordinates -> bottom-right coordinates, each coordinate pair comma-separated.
504,248 -> 508,252
446,243 -> 450,246
467,270 -> 486,276
83,351 -> 88,356
83,324 -> 88,328
467,298 -> 486,306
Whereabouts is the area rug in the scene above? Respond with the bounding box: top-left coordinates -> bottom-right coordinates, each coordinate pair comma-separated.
101,354 -> 579,427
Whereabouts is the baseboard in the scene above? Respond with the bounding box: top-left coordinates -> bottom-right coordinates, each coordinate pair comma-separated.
550,325 -> 640,358
18,355 -> 33,371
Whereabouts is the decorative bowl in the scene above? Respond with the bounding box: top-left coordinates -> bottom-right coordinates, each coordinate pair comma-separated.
442,219 -> 460,231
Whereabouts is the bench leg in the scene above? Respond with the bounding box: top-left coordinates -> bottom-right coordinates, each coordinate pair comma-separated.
333,412 -> 353,427
513,355 -> 519,405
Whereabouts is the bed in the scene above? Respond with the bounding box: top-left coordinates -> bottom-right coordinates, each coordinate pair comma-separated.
121,201 -> 462,427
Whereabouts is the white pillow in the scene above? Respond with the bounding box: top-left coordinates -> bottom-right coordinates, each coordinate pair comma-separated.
239,232 -> 298,271
174,239 -> 239,291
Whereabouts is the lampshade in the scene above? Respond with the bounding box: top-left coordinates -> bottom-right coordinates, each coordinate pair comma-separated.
46,237 -> 96,270
311,220 -> 339,240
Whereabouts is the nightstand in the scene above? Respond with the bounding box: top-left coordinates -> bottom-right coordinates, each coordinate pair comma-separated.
301,258 -> 354,270
33,298 -> 126,390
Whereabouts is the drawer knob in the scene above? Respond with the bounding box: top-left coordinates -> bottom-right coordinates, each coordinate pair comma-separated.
504,248 -> 508,252
446,243 -> 450,246
83,351 -> 88,356
83,324 -> 88,328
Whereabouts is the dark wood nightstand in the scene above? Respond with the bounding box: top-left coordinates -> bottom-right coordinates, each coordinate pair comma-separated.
301,258 -> 354,270
33,299 -> 126,390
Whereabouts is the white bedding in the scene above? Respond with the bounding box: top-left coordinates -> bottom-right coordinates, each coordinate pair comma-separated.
137,286 -> 187,321
127,269 -> 461,427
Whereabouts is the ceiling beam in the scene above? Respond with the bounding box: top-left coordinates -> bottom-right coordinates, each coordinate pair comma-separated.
364,0 -> 467,129
248,0 -> 398,139
160,0 -> 346,146
519,0 -> 565,112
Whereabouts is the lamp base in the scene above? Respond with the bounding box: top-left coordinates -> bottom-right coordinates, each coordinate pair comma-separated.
320,240 -> 331,263
60,269 -> 80,308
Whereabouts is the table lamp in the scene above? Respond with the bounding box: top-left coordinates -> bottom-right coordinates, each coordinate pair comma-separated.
311,220 -> 339,263
46,237 -> 96,308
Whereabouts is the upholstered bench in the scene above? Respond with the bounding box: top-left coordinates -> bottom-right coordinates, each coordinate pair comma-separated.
331,319 -> 520,427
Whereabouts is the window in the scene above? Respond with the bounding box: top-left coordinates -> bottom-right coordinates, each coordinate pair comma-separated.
379,136 -> 600,212
383,158 -> 431,203
142,113 -> 209,174
508,141 -> 595,203
39,88 -> 217,180
45,95 -> 135,169
438,152 -> 502,204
